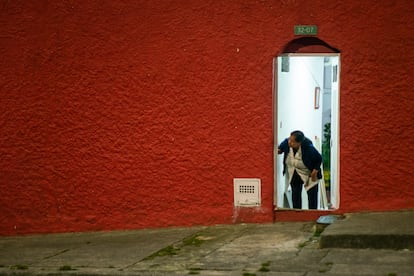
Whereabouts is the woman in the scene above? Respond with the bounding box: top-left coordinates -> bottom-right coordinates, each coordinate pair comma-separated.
278,130 -> 322,209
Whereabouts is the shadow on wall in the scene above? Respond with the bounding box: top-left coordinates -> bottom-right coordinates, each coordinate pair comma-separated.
281,37 -> 340,54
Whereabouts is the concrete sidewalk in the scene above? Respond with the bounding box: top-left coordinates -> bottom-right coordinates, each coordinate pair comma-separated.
0,210 -> 413,275
320,210 -> 414,249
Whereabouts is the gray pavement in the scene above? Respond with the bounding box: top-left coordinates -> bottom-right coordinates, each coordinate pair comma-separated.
0,210 -> 413,276
320,210 -> 414,250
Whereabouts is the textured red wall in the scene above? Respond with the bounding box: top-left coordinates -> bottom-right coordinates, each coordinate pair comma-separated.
1,1 -> 413,235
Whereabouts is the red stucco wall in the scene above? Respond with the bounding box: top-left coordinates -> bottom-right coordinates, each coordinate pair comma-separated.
1,0 -> 413,235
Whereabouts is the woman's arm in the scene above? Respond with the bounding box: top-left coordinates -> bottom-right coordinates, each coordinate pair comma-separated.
311,147 -> 323,179
278,138 -> 289,154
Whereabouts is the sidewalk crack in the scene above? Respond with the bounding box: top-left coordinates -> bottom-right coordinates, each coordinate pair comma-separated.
42,248 -> 70,260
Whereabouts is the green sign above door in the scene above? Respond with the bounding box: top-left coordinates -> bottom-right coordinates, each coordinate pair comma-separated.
294,25 -> 318,35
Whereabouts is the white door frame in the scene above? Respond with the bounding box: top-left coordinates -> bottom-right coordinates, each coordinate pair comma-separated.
273,53 -> 340,210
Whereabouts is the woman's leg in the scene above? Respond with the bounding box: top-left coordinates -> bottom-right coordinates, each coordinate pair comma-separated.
290,170 -> 303,209
307,184 -> 318,209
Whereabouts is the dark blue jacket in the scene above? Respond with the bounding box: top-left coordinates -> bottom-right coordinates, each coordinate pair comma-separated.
278,137 -> 323,179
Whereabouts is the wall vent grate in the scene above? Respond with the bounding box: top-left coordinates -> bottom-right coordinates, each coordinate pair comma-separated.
234,178 -> 261,207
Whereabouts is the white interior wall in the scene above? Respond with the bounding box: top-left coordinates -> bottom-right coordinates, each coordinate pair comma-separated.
276,56 -> 325,208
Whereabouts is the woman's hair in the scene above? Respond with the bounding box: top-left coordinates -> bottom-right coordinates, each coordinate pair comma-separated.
291,130 -> 305,143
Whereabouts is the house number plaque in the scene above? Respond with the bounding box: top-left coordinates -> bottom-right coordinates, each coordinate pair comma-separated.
294,25 -> 318,35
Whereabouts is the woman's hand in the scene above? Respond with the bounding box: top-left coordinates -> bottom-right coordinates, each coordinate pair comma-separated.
310,169 -> 318,181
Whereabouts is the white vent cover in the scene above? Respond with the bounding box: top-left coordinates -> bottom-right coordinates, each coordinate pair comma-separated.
233,178 -> 261,207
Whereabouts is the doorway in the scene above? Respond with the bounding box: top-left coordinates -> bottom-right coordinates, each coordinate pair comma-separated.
274,54 -> 340,210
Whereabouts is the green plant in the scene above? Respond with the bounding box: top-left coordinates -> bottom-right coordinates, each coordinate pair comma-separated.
143,245 -> 180,260
59,265 -> 76,271
314,223 -> 327,235
322,123 -> 331,188
258,266 -> 270,272
319,261 -> 333,273
188,267 -> 202,274
258,261 -> 271,272
183,235 -> 204,247
10,264 -> 28,270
